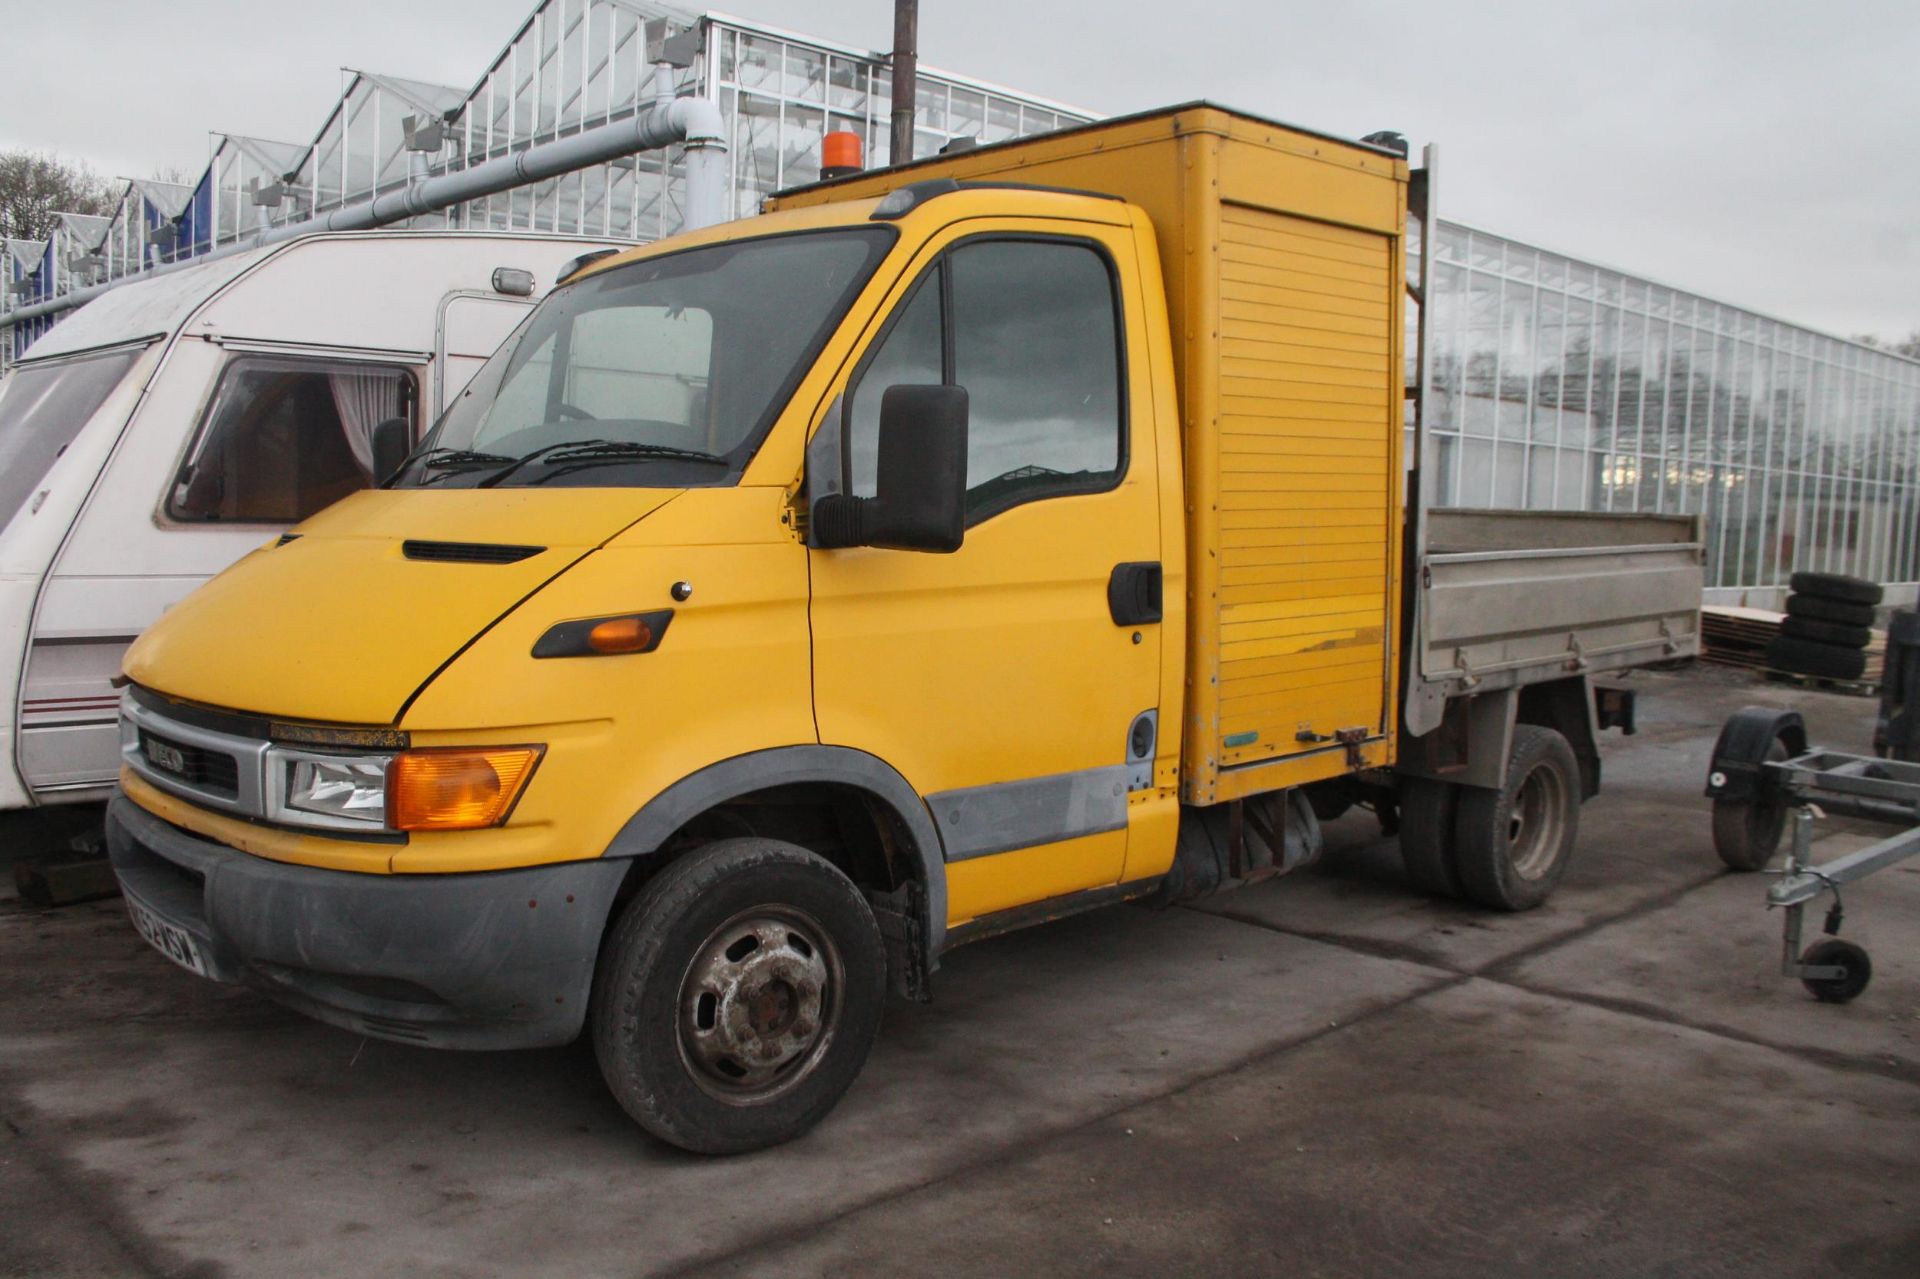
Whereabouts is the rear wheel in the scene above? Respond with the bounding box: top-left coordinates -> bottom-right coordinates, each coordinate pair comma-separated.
591,837 -> 886,1154
1398,778 -> 1460,898
1452,726 -> 1580,911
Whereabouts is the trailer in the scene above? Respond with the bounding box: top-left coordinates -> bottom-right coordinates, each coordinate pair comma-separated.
0,231 -> 619,816
1706,612 -> 1920,1002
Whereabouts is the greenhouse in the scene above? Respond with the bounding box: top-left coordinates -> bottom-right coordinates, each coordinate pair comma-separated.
0,0 -> 1914,600
1411,220 -> 1920,598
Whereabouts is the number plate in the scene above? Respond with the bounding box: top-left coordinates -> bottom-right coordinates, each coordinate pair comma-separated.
126,895 -> 209,977
144,736 -> 187,777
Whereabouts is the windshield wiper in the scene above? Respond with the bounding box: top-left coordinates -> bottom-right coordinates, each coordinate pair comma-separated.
502,441 -> 730,487
416,446 -> 519,469
409,446 -> 521,487
474,438 -> 616,488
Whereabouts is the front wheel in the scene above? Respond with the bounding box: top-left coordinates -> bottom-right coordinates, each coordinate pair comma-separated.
590,837 -> 886,1154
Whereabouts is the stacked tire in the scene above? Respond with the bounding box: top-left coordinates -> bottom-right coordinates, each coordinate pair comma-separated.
1767,572 -> 1882,682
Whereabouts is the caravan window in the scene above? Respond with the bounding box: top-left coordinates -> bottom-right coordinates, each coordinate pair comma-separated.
0,344 -> 148,533
170,356 -> 415,523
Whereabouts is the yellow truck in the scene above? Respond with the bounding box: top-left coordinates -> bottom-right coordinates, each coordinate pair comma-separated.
105,104 -> 1702,1153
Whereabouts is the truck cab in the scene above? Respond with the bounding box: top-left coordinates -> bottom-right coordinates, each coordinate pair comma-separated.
106,106 -> 1700,1155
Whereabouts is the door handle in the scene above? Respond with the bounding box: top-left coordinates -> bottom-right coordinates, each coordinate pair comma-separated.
1108,562 -> 1162,626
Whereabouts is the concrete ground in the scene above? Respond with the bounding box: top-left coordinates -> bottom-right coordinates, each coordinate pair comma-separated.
2,664 -> 1915,1278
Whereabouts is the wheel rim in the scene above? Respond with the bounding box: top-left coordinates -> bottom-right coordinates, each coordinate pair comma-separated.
676,906 -> 841,1105
1506,762 -> 1570,881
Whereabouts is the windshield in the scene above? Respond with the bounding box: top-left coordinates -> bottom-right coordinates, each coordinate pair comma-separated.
394,227 -> 894,490
0,344 -> 148,532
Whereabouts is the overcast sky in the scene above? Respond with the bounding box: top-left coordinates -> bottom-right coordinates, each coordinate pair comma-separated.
2,0 -> 1914,341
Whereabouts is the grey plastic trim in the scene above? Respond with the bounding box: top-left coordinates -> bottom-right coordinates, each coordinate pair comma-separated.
601,745 -> 949,957
106,796 -> 625,1050
928,764 -> 1131,863
120,691 -> 269,817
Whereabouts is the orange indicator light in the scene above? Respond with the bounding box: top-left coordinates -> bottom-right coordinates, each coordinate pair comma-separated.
587,616 -> 654,654
389,746 -> 543,831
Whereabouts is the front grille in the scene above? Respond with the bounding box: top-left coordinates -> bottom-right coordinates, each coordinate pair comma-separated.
402,539 -> 544,564
137,729 -> 239,796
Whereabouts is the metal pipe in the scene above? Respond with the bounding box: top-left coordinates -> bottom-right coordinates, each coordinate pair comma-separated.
889,0 -> 918,167
1778,807 -> 1812,976
4,95 -> 728,330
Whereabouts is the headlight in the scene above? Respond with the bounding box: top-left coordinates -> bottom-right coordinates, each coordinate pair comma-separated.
262,744 -> 544,834
267,748 -> 391,830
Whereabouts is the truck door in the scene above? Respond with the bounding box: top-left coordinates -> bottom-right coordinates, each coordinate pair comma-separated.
809,223 -> 1164,927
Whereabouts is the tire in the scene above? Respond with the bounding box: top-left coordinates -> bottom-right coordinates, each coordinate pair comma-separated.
1452,726 -> 1580,912
1788,572 -> 1882,606
1398,778 -> 1460,898
590,837 -> 887,1155
1800,938 -> 1872,1004
1710,739 -> 1790,872
1779,617 -> 1872,649
1784,594 -> 1877,627
1764,636 -> 1867,681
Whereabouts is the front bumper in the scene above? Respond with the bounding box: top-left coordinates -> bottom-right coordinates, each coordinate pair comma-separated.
105,795 -> 627,1050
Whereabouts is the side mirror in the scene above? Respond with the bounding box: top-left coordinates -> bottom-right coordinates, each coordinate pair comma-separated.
813,385 -> 967,553
370,416 -> 412,485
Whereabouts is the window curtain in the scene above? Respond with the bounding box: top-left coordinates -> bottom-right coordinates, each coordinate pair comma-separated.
328,370 -> 401,477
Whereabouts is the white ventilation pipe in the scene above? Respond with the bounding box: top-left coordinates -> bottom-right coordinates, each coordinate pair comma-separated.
4,94 -> 728,329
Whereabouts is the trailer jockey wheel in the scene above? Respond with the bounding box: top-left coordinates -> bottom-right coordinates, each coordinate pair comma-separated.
1800,938 -> 1872,1004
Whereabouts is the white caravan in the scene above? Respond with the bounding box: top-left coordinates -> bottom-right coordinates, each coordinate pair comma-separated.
0,230 -> 621,815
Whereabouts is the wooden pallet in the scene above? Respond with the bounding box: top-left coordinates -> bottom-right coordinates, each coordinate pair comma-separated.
1761,668 -> 1881,698
1701,605 -> 1783,670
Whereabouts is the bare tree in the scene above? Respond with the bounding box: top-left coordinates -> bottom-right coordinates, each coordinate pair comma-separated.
1853,329 -> 1920,360
0,150 -> 115,241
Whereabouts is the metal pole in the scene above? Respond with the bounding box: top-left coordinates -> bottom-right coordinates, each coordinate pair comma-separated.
3,96 -> 728,331
1779,806 -> 1812,976
889,0 -> 918,167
